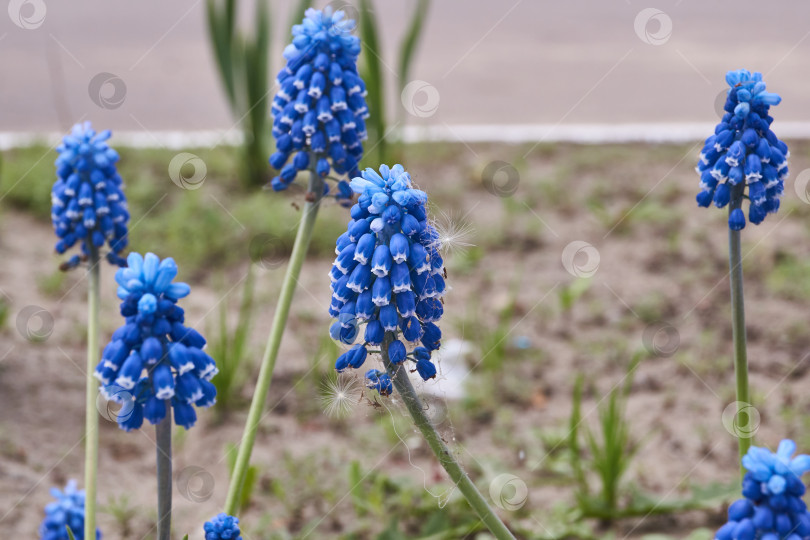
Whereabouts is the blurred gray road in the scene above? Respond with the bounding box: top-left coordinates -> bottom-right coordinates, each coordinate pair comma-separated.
1,1 -> 810,133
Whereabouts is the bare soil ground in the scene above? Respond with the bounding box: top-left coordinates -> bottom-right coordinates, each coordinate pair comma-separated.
3,141 -> 810,538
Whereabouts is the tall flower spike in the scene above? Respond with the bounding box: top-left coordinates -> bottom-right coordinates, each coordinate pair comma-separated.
696,70 -> 788,230
39,480 -> 102,540
94,252 -> 218,431
51,122 -> 129,269
329,164 -> 446,395
204,513 -> 242,540
269,7 -> 368,202
715,440 -> 810,540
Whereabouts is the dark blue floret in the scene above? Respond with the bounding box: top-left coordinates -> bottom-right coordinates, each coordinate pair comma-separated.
696,70 -> 788,230
715,440 -> 810,540
204,513 -> 242,540
328,165 -> 445,396
365,369 -> 393,396
269,7 -> 368,204
51,122 -> 129,268
94,252 -> 217,431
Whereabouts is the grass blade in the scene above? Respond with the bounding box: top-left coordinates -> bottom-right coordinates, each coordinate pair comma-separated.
288,0 -> 312,31
225,0 -> 236,39
358,0 -> 387,165
244,0 -> 271,184
205,0 -> 238,108
397,0 -> 429,93
569,374 -> 587,495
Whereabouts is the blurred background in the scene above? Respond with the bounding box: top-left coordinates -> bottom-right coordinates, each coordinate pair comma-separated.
3,0 -> 810,133
3,1 -> 810,539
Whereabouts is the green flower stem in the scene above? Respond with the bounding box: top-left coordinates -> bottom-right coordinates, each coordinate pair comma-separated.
381,332 -> 516,540
156,407 -> 173,540
225,168 -> 325,515
84,243 -> 100,540
729,200 -> 751,470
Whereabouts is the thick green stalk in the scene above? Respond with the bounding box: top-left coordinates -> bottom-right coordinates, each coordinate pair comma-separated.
381,333 -> 516,540
84,244 -> 100,540
728,199 -> 751,469
225,168 -> 325,515
156,408 -> 172,540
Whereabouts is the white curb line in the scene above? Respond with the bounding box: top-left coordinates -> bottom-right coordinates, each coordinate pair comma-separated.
3,122 -> 810,150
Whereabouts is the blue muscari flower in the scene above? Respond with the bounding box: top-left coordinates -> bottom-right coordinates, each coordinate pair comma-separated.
329,165 -> 446,396
39,480 -> 101,540
204,513 -> 242,540
51,122 -> 129,269
365,369 -> 393,396
269,7 -> 368,204
715,440 -> 810,540
696,70 -> 788,230
94,252 -> 217,431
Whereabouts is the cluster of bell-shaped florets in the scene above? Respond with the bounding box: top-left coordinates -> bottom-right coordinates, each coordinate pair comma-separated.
51,122 -> 129,270
697,70 -> 789,230
269,7 -> 368,202
328,165 -> 446,395
716,440 -> 810,540
94,252 -> 217,431
39,480 -> 101,540
204,513 -> 242,540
